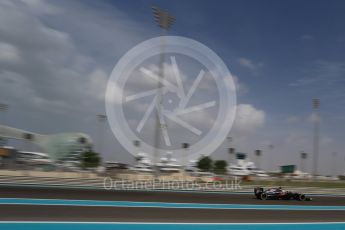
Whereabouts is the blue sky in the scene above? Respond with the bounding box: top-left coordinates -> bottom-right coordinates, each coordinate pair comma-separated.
109,0 -> 345,112
106,0 -> 345,126
0,0 -> 344,175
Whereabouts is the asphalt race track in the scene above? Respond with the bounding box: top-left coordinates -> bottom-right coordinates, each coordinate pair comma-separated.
0,186 -> 344,223
1,186 -> 345,206
1,204 -> 345,222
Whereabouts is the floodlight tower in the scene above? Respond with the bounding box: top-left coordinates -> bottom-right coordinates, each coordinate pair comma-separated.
0,103 -> 8,123
227,136 -> 233,165
182,143 -> 189,175
96,114 -> 107,154
255,149 -> 262,169
152,7 -> 176,32
0,103 -> 9,146
151,7 -> 175,177
312,98 -> 320,177
300,152 -> 307,173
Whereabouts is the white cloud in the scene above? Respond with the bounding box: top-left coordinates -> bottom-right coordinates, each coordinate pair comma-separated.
301,34 -> 313,40
0,0 -> 154,115
106,81 -> 124,105
20,0 -> 60,15
87,69 -> 108,101
0,42 -> 20,63
232,74 -> 249,95
232,104 -> 265,135
237,57 -> 262,70
182,109 -> 215,128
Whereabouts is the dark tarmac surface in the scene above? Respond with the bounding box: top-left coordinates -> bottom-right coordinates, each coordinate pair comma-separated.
0,186 -> 344,206
0,205 -> 344,223
0,186 -> 344,222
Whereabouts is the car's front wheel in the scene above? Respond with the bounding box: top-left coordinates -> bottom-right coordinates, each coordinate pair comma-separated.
260,193 -> 268,200
298,194 -> 306,201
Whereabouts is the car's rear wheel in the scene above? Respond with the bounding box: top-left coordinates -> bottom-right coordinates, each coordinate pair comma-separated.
260,193 -> 268,200
298,194 -> 306,201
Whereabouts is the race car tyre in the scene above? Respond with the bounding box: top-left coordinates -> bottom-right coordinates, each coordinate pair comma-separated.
260,193 -> 268,200
298,194 -> 306,201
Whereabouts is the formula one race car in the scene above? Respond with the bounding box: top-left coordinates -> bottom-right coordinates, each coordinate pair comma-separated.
254,187 -> 312,201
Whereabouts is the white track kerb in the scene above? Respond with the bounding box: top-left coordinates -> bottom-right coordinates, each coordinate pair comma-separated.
105,36 -> 236,160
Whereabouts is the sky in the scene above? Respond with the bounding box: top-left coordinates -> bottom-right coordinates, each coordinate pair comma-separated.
0,0 -> 345,176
